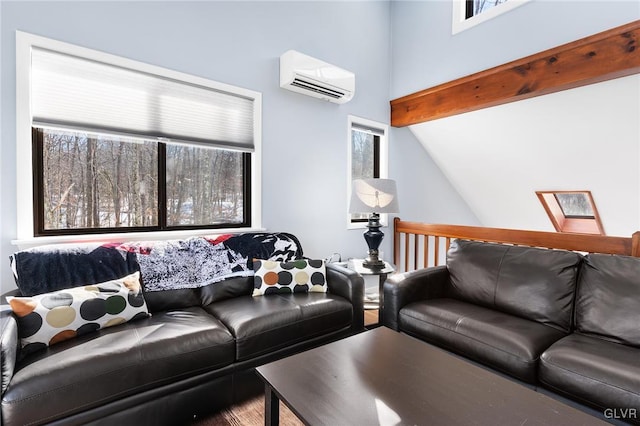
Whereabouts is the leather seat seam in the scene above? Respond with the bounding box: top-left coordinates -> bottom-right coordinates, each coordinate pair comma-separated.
494,246 -> 510,307
234,307 -> 350,340
400,310 -> 539,365
542,357 -> 640,397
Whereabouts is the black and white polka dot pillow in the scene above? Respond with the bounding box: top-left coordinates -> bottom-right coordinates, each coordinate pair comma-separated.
252,259 -> 327,296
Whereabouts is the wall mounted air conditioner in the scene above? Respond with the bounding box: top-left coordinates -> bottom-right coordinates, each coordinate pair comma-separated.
279,50 -> 355,104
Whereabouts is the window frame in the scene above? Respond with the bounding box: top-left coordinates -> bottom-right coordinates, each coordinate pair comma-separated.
347,115 -> 389,230
16,31 -> 263,245
32,128 -> 252,236
536,190 -> 605,235
452,0 -> 531,35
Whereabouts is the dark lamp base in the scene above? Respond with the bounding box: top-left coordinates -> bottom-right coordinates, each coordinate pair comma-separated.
362,257 -> 386,270
362,212 -> 386,270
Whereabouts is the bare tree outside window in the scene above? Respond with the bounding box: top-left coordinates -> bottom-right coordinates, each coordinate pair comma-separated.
467,0 -> 509,17
42,130 -> 158,230
166,144 -> 244,226
38,128 -> 247,234
351,129 -> 378,222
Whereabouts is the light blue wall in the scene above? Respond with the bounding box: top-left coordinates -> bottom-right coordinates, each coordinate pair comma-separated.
0,1 -> 478,293
391,0 -> 640,99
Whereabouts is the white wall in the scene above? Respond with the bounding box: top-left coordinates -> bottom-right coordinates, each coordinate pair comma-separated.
0,1 -> 477,293
412,75 -> 640,236
391,0 -> 640,236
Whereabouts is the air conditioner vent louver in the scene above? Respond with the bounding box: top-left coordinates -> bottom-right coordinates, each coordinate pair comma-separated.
280,50 -> 355,104
291,78 -> 344,99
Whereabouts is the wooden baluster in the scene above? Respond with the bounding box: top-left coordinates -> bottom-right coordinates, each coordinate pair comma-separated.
423,235 -> 429,269
424,235 -> 431,268
633,231 -> 640,257
413,234 -> 420,269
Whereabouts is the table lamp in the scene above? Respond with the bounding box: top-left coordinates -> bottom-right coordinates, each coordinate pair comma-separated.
349,178 -> 399,269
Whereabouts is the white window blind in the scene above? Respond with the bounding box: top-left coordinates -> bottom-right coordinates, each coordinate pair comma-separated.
352,122 -> 385,137
31,47 -> 254,151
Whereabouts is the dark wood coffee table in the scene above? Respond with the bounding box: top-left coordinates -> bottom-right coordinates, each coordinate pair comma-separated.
256,327 -> 606,426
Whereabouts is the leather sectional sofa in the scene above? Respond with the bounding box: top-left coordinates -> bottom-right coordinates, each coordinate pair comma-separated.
383,239 -> 640,424
0,233 -> 364,425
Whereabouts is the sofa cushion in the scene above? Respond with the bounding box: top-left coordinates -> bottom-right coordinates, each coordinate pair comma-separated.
205,293 -> 352,361
6,272 -> 149,352
446,239 -> 582,332
1,307 -> 235,425
576,254 -> 640,346
252,259 -> 327,296
199,276 -> 255,305
540,333 -> 640,412
399,298 -> 567,383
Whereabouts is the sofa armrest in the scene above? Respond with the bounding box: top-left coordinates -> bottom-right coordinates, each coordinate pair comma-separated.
326,263 -> 365,332
1,305 -> 19,397
382,265 -> 449,331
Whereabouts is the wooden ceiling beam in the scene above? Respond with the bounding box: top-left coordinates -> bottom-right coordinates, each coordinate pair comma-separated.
390,20 -> 640,127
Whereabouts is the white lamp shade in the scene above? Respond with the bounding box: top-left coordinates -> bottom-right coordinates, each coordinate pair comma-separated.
349,179 -> 399,214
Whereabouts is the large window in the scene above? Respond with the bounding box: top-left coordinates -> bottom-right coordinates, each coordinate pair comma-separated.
34,129 -> 249,235
17,32 -> 261,240
347,116 -> 388,228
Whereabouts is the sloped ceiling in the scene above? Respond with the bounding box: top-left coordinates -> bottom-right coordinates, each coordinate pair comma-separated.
409,74 -> 640,237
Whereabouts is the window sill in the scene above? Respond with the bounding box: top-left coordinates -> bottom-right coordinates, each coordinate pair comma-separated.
12,227 -> 267,250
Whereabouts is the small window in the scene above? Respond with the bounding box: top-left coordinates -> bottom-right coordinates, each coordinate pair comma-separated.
350,128 -> 380,223
452,0 -> 531,34
554,193 -> 595,219
536,191 -> 604,235
347,116 -> 388,228
465,0 -> 508,19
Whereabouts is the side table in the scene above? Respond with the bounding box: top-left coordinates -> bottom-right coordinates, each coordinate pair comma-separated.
347,259 -> 395,326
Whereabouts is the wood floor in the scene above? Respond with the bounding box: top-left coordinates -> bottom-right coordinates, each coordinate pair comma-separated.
192,394 -> 303,426
364,308 -> 379,327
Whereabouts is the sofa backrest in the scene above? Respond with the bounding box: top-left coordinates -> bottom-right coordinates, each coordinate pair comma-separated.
9,232 -> 304,313
446,239 -> 583,332
576,254 -> 640,347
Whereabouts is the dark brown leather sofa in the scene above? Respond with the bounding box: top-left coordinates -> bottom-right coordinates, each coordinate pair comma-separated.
0,234 -> 364,425
383,239 -> 640,424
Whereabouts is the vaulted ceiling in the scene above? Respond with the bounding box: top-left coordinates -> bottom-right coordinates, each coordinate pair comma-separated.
391,20 -> 640,237
409,74 -> 640,237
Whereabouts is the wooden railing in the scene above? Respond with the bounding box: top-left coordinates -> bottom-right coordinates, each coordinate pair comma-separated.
393,217 -> 640,273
